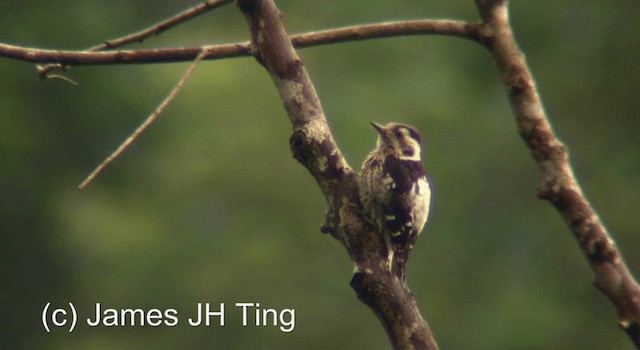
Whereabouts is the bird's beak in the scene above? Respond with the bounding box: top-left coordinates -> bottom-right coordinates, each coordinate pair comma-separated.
370,122 -> 385,134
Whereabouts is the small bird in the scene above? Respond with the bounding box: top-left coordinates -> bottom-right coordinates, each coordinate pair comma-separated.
358,122 -> 431,278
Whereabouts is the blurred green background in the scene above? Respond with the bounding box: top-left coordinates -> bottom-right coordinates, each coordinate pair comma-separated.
1,1 -> 639,349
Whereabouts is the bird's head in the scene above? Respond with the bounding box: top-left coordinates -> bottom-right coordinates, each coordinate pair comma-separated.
370,122 -> 423,161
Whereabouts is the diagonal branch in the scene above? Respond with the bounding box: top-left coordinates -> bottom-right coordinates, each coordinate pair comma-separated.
78,49 -> 209,189
0,19 -> 483,66
236,1 -> 439,349
87,0 -> 233,51
474,0 -> 640,347
37,0 -> 233,78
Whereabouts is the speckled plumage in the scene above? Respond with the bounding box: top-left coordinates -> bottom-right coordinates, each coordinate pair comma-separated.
358,122 -> 431,277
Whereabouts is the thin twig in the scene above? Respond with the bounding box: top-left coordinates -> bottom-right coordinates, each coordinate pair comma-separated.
45,74 -> 78,85
0,20 -> 482,66
37,0 -> 233,79
78,49 -> 209,189
90,0 -> 233,50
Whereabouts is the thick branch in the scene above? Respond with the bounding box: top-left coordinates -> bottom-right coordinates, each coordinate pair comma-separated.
236,1 -> 438,349
475,1 -> 640,347
0,20 -> 482,66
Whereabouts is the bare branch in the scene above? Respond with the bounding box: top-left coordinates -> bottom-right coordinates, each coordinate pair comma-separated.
0,42 -> 246,65
0,19 -> 483,66
292,19 -> 484,47
474,1 -> 640,347
78,49 -> 209,189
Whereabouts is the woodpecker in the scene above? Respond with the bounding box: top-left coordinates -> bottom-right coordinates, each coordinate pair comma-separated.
358,122 -> 431,277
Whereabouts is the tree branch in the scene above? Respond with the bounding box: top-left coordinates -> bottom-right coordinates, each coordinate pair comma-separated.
0,42 -> 247,65
235,1 -> 438,349
291,19 -> 484,47
0,19 -> 483,66
475,1 -> 640,347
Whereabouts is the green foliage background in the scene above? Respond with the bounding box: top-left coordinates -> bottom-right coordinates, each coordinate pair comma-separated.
1,1 -> 639,349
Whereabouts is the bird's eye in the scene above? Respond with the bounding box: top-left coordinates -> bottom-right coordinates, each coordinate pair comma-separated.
403,148 -> 414,156
394,131 -> 403,138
